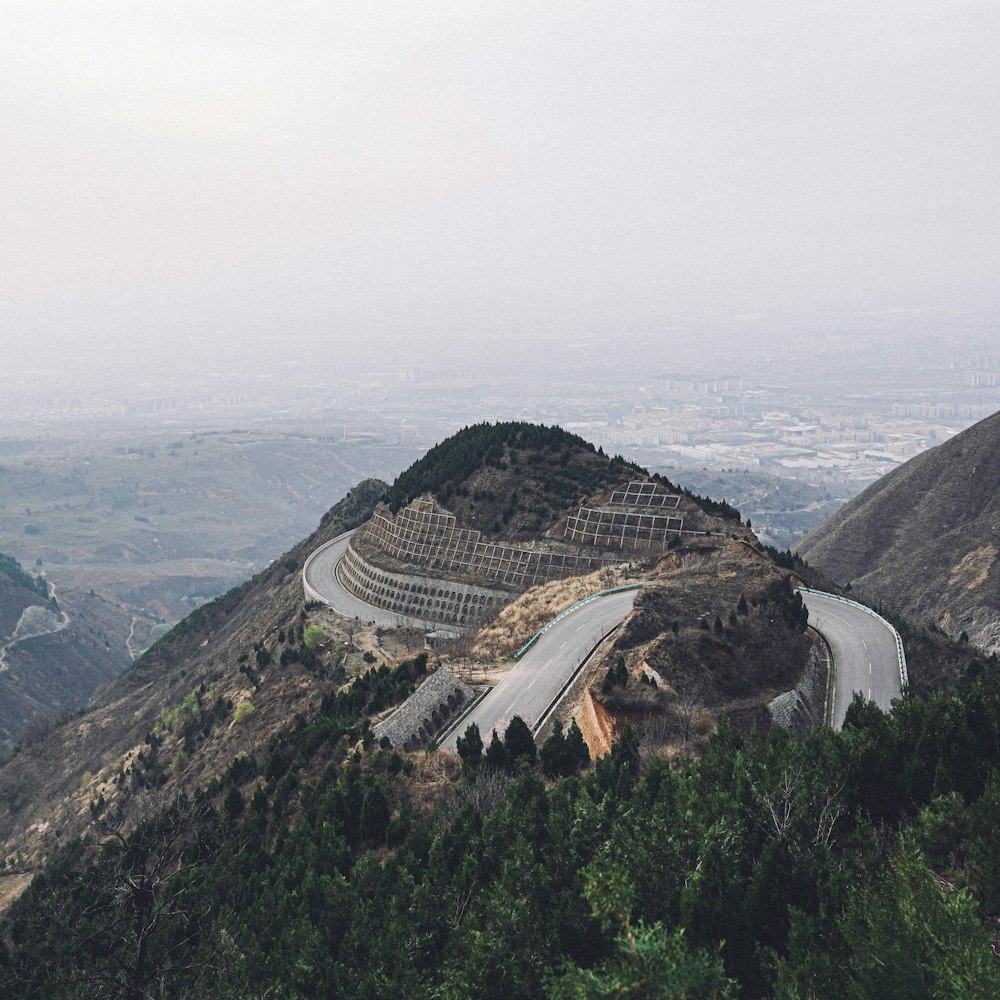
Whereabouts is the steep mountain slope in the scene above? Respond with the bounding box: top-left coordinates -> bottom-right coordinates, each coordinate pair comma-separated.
1,425 -> 946,998
0,423 -> 779,874
0,554 -> 49,637
797,409 -> 1000,652
0,481 -> 386,869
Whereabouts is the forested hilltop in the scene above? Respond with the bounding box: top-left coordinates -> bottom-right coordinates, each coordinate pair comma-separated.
2,660 -> 999,998
384,421 -> 741,538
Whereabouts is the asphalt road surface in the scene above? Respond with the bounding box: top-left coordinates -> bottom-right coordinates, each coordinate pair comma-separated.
440,588 -> 640,751
302,530 -> 431,629
800,590 -> 902,730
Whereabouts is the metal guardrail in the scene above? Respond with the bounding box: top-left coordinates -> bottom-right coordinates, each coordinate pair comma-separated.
513,583 -> 647,659
798,586 -> 908,691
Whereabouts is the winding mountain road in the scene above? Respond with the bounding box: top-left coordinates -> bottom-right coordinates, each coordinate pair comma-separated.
303,532 -> 904,742
0,589 -> 70,674
303,530 -> 431,628
439,588 -> 641,750
798,589 -> 903,729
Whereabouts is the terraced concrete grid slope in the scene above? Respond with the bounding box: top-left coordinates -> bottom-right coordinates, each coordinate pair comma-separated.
439,588 -> 640,750
799,590 -> 902,729
304,530 -> 505,630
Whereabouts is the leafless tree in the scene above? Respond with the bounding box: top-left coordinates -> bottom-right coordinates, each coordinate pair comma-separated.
449,877 -> 479,930
343,617 -> 357,650
638,710 -> 673,765
750,765 -> 845,852
673,685 -> 704,745
3,787 -> 234,1000
443,766 -> 513,823
754,767 -> 799,840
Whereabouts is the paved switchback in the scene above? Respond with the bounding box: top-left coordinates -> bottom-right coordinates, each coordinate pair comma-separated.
439,588 -> 640,751
799,589 -> 902,730
303,530 -> 429,628
304,531 -> 641,750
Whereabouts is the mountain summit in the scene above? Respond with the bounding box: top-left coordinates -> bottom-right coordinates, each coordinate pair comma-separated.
798,409 -> 1000,653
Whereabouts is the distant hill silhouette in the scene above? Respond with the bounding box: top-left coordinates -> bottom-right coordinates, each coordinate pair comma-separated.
0,552 -> 152,754
798,409 -> 1000,653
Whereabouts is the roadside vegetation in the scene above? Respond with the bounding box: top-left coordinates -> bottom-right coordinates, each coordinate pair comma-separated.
3,662 -> 1000,997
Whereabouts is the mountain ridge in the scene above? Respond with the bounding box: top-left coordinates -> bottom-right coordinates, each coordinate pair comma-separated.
797,409 -> 1000,653
0,427 -> 783,873
3,426 -> 999,997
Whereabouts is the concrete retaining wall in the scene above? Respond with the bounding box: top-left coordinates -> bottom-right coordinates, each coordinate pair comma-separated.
768,647 -> 826,738
373,668 -> 476,749
338,543 -> 511,628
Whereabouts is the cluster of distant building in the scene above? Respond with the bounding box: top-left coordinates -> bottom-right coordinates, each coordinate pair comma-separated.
567,358 -> 1000,485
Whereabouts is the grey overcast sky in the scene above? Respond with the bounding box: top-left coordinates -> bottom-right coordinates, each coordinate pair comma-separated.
3,2 -> 999,373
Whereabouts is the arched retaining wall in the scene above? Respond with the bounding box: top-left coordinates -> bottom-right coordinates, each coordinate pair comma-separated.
373,669 -> 476,749
338,543 -> 511,629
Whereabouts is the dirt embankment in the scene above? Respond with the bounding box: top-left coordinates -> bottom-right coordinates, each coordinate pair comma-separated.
472,564 -> 647,659
566,538 -> 812,759
578,690 -> 616,758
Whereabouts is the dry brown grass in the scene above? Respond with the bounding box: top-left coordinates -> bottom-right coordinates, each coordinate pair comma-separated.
396,750 -> 462,820
948,544 -> 998,592
0,873 -> 33,917
470,563 -> 643,658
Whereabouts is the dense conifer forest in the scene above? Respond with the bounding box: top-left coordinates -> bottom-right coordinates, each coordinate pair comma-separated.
3,649 -> 999,998
384,421 -> 636,512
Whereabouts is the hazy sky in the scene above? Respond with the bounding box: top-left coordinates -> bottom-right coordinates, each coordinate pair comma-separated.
4,2 -> 998,374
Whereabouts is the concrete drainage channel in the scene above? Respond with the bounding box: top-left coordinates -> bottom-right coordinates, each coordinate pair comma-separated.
435,688 -> 492,749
